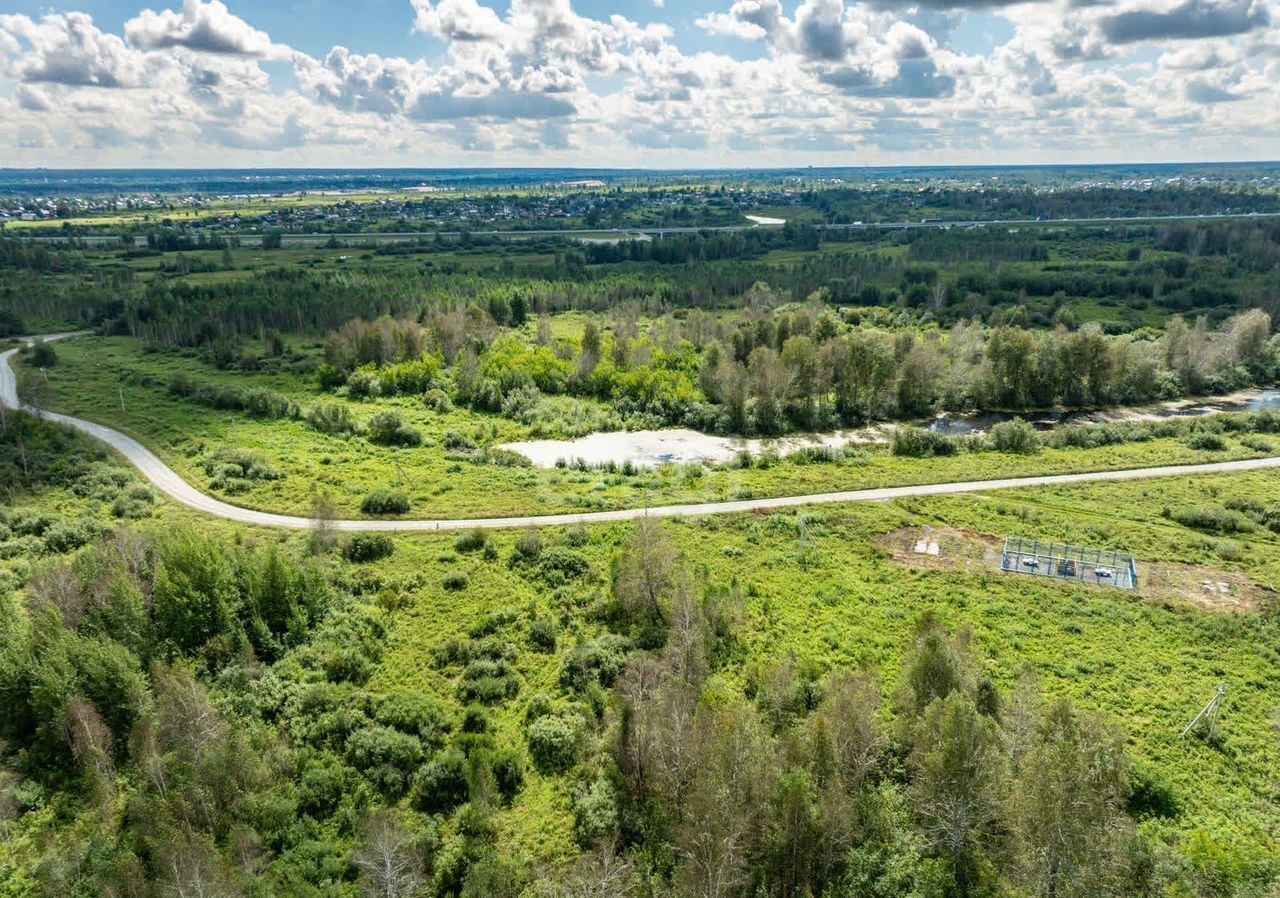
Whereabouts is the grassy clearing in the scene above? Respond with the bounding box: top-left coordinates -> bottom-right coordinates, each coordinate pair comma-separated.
361,472 -> 1280,867
20,336 -> 1273,519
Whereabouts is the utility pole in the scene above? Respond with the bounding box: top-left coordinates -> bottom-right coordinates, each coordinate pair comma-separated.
1182,684 -> 1227,741
119,386 -> 126,414
798,512 -> 814,566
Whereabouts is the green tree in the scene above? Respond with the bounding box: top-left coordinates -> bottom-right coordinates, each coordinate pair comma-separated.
910,692 -> 1005,898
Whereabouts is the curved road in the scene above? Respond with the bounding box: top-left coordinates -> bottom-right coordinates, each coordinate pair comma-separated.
6,333 -> 1280,532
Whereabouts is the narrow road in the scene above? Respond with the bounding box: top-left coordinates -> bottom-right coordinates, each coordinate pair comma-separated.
6,333 -> 1280,532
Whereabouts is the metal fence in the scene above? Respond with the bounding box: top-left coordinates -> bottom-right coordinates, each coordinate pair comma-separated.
1000,536 -> 1136,590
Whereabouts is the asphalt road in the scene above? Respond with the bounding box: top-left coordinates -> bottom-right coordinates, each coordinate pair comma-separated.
6,333 -> 1280,532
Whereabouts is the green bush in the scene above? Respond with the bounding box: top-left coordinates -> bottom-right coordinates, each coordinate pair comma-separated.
443,570 -> 469,591
560,634 -> 631,690
374,692 -> 452,746
365,411 -> 423,447
343,533 -> 395,562
526,713 -> 584,774
891,427 -> 958,458
29,340 -> 57,367
988,418 -> 1040,454
307,402 -> 359,435
361,489 -> 410,516
455,528 -> 488,553
529,618 -> 558,653
1164,504 -> 1255,534
411,748 -> 469,813
1186,432 -> 1227,451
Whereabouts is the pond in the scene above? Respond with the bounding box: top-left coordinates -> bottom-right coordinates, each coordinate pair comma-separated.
927,388 -> 1280,436
499,388 -> 1280,469
500,426 -> 891,469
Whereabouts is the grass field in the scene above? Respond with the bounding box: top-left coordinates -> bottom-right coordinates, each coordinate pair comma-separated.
359,472 -> 1280,869
18,336 -> 1275,520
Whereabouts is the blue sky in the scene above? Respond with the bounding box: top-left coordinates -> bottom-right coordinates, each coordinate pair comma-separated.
0,0 -> 1276,167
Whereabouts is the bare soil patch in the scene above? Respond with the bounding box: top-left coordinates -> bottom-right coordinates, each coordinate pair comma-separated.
878,526 -> 1271,613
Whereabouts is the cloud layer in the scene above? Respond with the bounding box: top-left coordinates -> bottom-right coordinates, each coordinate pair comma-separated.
0,0 -> 1278,166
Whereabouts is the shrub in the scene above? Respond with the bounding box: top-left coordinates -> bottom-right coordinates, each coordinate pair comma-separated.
375,692 -> 452,746
366,411 -> 423,447
526,713 -> 584,774
529,618 -> 558,653
344,725 -> 424,793
460,706 -> 491,734
361,489 -> 410,516
204,448 -> 284,489
423,389 -> 453,413
42,518 -> 103,553
346,369 -> 382,399
891,427 -> 958,458
535,546 -> 590,585
458,658 -> 520,704
455,528 -> 488,553
442,430 -> 476,451
1186,432 -> 1227,451
489,747 -> 525,801
513,529 -> 541,562
574,777 -> 619,844
442,570 -> 469,591
988,418 -> 1040,454
307,402 -> 360,435
1164,504 -> 1255,534
28,340 -> 57,367
560,634 -> 631,690
343,533 -> 395,562
412,748 -> 469,814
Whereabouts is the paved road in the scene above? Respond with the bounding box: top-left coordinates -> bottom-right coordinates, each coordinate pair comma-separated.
6,333 -> 1280,532
10,210 -> 1280,245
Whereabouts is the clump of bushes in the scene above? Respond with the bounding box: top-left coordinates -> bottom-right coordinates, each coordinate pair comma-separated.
442,570 -> 468,591
442,430 -> 476,452
307,402 -> 359,435
365,411 -> 422,447
455,528 -> 488,553
343,533 -> 395,562
891,426 -> 959,458
526,711 -> 585,774
1163,504 -> 1255,534
529,618 -> 558,652
204,447 -> 284,494
988,418 -> 1040,454
28,340 -> 57,367
560,634 -> 631,690
169,373 -> 299,419
458,658 -> 521,704
111,484 -> 155,519
1186,432 -> 1227,451
361,489 -> 410,516
374,692 -> 452,747
534,546 -> 590,585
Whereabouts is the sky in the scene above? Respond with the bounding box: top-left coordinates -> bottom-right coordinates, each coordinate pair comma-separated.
0,0 -> 1277,168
